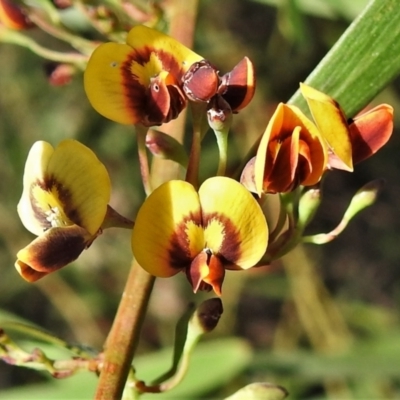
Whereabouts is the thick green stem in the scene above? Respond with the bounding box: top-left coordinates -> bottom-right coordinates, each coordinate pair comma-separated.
94,261 -> 155,400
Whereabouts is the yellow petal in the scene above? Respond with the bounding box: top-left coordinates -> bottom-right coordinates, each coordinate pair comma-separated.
18,140 -> 110,237
126,25 -> 202,73
300,83 -> 353,171
18,141 -> 55,235
15,225 -> 92,282
199,177 -> 268,269
132,180 -> 203,277
84,42 -> 140,125
47,140 -> 111,235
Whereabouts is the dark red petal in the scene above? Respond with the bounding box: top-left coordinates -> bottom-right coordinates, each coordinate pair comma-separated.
349,104 -> 393,164
182,60 -> 219,102
144,77 -> 186,126
16,225 -> 94,282
218,57 -> 255,112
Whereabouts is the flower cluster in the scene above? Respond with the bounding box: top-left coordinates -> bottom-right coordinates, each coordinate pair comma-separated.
15,25 -> 393,296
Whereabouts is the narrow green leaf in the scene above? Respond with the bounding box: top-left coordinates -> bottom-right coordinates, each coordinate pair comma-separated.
0,338 -> 252,400
289,0 -> 400,118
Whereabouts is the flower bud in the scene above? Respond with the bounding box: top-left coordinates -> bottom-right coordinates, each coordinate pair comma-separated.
298,187 -> 322,228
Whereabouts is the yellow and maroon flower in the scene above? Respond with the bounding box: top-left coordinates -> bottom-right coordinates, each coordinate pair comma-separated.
84,25 -> 203,126
242,102 -> 327,195
131,177 -> 268,295
16,140 -> 111,282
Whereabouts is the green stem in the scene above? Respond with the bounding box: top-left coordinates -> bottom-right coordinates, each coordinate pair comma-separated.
28,12 -> 97,56
215,128 -> 229,176
185,103 -> 207,188
0,27 -> 88,67
94,261 -> 155,400
135,125 -> 152,196
0,321 -> 93,359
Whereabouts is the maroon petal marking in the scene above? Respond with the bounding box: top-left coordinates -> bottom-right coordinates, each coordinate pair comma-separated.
16,225 -> 94,282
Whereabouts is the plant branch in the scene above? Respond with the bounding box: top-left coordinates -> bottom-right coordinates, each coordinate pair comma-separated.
94,260 -> 155,400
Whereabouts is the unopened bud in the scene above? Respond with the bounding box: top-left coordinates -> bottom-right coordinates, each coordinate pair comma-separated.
343,178 -> 385,222
225,382 -> 288,400
207,95 -> 233,132
190,298 -> 223,334
145,129 -> 188,167
298,186 -> 322,228
44,62 -> 76,86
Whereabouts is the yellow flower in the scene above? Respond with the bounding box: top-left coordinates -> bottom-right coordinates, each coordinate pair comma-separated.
131,177 -> 268,295
16,140 -> 111,282
84,25 -> 203,126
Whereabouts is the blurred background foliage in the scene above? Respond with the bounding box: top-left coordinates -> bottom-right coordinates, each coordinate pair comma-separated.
1,0 -> 400,399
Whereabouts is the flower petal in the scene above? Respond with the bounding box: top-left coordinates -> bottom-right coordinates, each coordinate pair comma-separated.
349,104 -> 393,164
18,141 -> 55,235
300,83 -> 353,171
187,251 -> 225,296
18,140 -> 111,237
84,42 -> 140,125
219,57 -> 256,112
199,177 -> 268,269
254,103 -> 326,194
126,25 -> 202,71
15,225 -> 93,282
132,180 -> 203,277
0,0 -> 33,30
46,140 -> 111,235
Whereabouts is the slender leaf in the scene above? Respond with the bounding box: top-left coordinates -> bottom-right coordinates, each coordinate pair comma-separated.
0,338 -> 252,400
289,0 -> 400,117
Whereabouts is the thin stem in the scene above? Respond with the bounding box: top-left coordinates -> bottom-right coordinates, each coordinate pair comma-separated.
135,125 -> 152,196
0,321 -> 94,359
28,12 -> 97,56
215,128 -> 229,176
94,260 -> 155,400
185,103 -> 208,188
0,27 -> 88,67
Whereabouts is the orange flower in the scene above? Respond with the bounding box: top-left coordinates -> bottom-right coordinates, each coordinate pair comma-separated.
242,84 -> 393,195
242,102 -> 327,195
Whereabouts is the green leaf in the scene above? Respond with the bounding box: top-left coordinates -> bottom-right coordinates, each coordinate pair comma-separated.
289,0 -> 400,118
251,0 -> 369,21
252,331 -> 400,379
0,338 -> 252,400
